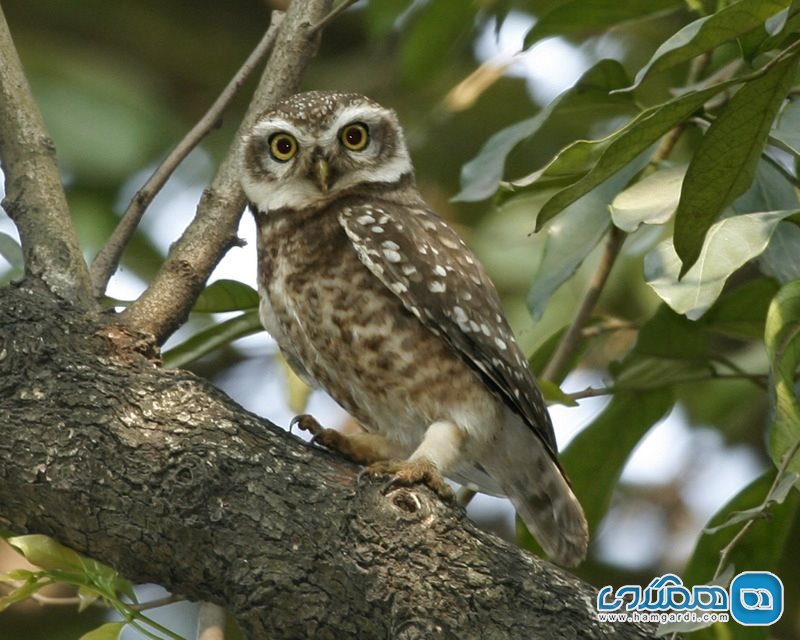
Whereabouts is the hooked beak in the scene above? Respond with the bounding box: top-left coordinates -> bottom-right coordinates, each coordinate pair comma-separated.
311,157 -> 331,193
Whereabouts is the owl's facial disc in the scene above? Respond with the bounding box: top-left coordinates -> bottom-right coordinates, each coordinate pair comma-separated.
242,99 -> 413,214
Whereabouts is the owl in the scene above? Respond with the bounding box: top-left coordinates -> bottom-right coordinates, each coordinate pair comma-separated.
240,91 -> 588,566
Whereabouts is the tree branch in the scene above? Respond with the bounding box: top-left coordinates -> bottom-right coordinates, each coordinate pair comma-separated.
541,226 -> 625,384
88,18 -> 283,299
0,5 -> 93,308
0,281 -> 659,640
120,0 -> 333,345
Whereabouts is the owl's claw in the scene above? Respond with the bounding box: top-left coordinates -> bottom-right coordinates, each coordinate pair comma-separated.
361,459 -> 455,502
290,414 -> 322,436
291,414 -> 362,462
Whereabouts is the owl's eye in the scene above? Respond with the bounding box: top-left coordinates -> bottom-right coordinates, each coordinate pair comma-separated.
269,133 -> 298,162
340,123 -> 370,151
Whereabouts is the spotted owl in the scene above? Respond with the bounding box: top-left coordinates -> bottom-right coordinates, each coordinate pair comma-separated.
240,91 -> 588,566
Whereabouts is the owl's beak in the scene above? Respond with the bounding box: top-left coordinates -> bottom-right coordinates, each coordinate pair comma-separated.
311,157 -> 332,194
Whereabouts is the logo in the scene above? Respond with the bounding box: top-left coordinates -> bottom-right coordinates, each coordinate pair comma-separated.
729,572 -> 783,626
596,571 -> 784,628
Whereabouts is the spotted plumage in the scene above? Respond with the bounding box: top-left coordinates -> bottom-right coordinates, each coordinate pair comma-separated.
240,91 -> 588,566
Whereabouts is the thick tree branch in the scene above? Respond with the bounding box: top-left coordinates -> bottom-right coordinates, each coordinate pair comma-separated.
120,0 -> 332,346
0,5 -> 93,308
0,281 -> 658,640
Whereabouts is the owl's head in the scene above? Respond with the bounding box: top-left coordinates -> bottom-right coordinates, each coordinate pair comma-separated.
241,91 -> 413,214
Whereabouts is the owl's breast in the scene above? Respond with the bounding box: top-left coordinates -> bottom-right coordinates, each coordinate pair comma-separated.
255,206 -> 500,447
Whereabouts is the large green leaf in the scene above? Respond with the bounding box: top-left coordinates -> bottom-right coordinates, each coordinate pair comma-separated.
163,309 -> 263,369
632,0 -> 791,87
559,390 -> 674,531
673,51 -> 800,276
531,79 -> 741,230
646,210 -> 800,319
609,164 -> 686,231
523,0 -> 682,49
765,279 -> 800,476
635,304 -> 709,361
703,277 -> 780,339
526,151 -> 651,318
455,59 -> 633,202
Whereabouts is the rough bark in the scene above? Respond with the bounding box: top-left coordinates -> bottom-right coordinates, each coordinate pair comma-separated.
0,279 -> 657,639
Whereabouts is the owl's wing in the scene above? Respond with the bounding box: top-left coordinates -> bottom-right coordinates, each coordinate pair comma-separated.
338,202 -> 559,459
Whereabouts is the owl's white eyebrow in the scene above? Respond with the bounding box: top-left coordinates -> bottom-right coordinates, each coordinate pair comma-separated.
330,104 -> 389,131
250,119 -> 307,142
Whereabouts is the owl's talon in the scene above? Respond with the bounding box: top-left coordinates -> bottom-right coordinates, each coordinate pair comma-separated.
362,459 -> 455,502
290,413 -> 323,436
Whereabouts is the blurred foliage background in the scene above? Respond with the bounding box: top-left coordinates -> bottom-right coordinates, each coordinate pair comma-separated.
1,0 -> 799,638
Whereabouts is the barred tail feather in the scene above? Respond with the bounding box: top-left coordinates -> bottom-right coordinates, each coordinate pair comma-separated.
484,411 -> 588,567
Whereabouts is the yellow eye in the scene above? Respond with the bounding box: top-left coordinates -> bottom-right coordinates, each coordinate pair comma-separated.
269,132 -> 298,162
340,123 -> 369,151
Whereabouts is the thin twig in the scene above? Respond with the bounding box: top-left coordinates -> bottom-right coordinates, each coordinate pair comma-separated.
0,5 -> 94,306
541,226 -> 626,384
89,22 -> 282,298
121,1 -> 333,345
567,372 -> 769,401
310,0 -> 360,34
713,438 -> 800,579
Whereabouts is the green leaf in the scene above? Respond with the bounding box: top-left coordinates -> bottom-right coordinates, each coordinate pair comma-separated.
673,51 -> 800,276
0,569 -> 38,582
731,157 -> 800,215
759,220 -> 800,284
559,389 -> 674,531
0,231 -> 24,271
646,209 -> 800,319
703,277 -> 780,339
765,279 -> 800,476
612,355 -> 707,391
0,575 -> 49,613
7,534 -> 84,573
769,99 -> 800,158
703,473 -> 799,534
610,164 -> 686,231
455,59 -> 633,202
524,0 -> 682,49
193,279 -> 259,313
632,0 -> 791,87
78,622 -> 126,640
635,304 -> 709,361
527,149 -> 651,318
533,79 -> 740,230
162,309 -> 263,369
683,472 -> 799,604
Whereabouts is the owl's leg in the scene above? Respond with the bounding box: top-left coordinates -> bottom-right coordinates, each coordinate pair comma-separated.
291,414 -> 405,465
364,420 -> 462,501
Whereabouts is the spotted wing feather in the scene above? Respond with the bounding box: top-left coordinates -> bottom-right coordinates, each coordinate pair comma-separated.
338,202 -> 558,458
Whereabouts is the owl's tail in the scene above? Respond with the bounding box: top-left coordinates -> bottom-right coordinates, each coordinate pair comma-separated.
483,411 -> 588,567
